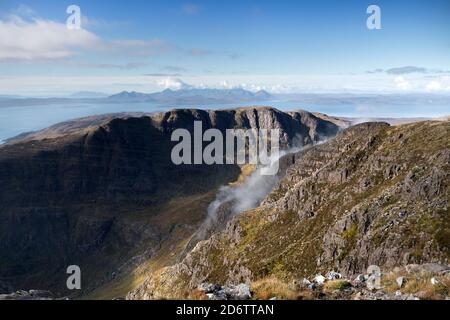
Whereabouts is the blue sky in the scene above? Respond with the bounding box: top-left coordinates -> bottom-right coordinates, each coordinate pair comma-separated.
0,0 -> 449,95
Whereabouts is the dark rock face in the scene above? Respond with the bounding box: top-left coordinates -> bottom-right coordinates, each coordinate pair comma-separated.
0,107 -> 339,296
127,120 -> 449,299
0,279 -> 13,294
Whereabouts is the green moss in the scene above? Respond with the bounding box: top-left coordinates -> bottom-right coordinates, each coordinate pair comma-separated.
434,210 -> 450,253
271,261 -> 285,275
342,223 -> 358,242
324,280 -> 352,291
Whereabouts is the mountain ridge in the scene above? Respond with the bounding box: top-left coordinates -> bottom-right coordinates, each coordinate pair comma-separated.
0,107 -> 339,297
127,119 -> 450,299
107,88 -> 274,104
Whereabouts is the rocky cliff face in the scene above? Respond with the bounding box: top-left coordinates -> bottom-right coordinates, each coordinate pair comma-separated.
127,120 -> 449,300
0,107 -> 339,297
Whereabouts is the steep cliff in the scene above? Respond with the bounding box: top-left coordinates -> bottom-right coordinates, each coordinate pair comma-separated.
127,120 -> 449,299
0,107 -> 339,297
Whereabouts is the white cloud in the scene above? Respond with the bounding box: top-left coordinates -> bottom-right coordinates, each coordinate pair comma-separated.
394,76 -> 411,91
218,80 -> 233,89
0,15 -> 177,61
0,15 -> 100,60
3,73 -> 448,97
425,76 -> 450,92
239,83 -> 292,93
426,81 -> 442,92
0,10 -> 209,61
156,77 -> 192,90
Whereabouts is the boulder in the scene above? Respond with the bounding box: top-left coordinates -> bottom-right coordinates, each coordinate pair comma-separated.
198,283 -> 221,294
201,283 -> 251,300
313,275 -> 326,285
396,276 -> 405,288
0,290 -> 53,300
406,263 -> 449,275
354,274 -> 365,283
224,284 -> 251,300
327,271 -> 342,280
430,277 -> 439,285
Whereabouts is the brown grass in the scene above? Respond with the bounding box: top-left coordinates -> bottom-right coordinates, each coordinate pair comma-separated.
188,289 -> 209,300
229,164 -> 256,187
382,270 -> 450,300
251,277 -> 299,300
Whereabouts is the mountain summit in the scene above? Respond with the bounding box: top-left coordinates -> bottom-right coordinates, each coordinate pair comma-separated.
107,88 -> 274,104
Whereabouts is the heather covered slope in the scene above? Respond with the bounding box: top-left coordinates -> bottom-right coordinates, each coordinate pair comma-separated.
128,120 -> 449,299
0,107 -> 339,297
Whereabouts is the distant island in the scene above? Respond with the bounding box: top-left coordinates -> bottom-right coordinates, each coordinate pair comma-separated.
0,88 -> 274,107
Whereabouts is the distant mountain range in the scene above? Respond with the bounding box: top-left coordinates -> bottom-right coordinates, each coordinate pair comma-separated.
0,88 -> 274,107
107,88 -> 274,104
68,91 -> 109,99
2,90 -> 450,112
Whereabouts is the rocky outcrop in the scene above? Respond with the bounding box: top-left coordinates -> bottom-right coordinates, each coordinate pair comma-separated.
127,120 -> 449,299
0,107 -> 340,297
189,263 -> 449,300
4,107 -> 341,146
196,283 -> 252,300
0,290 -> 54,300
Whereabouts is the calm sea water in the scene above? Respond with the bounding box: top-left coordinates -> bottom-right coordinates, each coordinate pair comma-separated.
0,101 -> 449,143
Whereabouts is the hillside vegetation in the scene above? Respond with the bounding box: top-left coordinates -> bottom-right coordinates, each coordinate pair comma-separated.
128,120 -> 449,299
